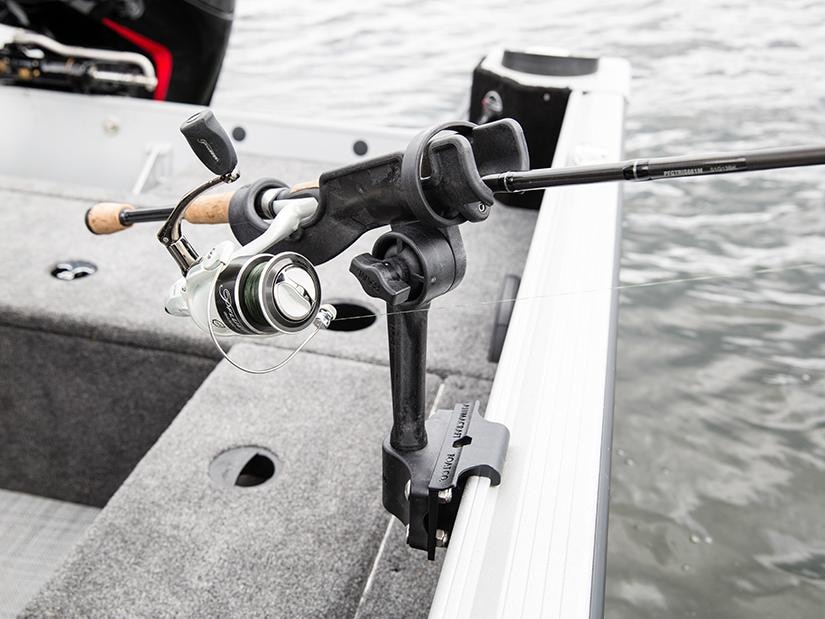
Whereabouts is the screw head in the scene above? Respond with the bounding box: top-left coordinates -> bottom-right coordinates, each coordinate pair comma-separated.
481,90 -> 503,115
102,117 -> 120,136
435,529 -> 449,547
437,488 -> 453,503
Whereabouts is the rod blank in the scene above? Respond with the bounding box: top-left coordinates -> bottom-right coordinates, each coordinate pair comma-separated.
482,145 -> 825,193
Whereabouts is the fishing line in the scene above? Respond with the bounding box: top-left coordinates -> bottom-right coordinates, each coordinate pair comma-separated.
206,274 -> 335,374
330,261 -> 825,324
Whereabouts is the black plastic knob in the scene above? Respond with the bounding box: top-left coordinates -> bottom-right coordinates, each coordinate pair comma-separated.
349,254 -> 411,306
180,109 -> 238,177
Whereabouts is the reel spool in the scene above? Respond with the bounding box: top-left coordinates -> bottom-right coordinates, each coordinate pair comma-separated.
212,252 -> 321,336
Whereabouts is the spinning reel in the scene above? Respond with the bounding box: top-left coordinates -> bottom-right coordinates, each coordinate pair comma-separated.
148,109 -> 333,371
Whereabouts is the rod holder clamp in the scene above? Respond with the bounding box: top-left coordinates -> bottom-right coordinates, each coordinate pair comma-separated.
383,401 -> 509,559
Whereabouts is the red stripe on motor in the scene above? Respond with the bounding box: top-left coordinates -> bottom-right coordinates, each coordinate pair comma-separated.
102,18 -> 172,101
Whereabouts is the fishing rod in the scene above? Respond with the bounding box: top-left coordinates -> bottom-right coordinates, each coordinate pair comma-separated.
483,144 -> 825,193
89,143 -> 825,234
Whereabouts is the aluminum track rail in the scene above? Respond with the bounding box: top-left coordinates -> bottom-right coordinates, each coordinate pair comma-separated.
431,59 -> 630,618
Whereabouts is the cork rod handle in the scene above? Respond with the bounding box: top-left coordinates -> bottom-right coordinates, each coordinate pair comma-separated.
84,179 -> 320,235
84,202 -> 134,234
85,192 -> 235,235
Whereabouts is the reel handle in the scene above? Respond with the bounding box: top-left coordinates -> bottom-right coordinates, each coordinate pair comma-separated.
85,192 -> 235,235
180,110 -> 238,177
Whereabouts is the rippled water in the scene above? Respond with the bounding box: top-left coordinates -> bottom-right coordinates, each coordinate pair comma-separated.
215,1 -> 825,616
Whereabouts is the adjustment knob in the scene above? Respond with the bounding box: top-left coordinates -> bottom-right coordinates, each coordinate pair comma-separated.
350,254 -> 411,306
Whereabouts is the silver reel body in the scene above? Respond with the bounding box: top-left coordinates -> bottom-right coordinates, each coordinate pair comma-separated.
165,241 -> 322,338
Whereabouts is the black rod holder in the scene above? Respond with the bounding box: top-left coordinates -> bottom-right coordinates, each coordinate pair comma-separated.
351,223 -> 508,559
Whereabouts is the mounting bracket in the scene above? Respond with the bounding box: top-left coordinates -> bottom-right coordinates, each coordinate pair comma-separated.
384,401 -> 508,559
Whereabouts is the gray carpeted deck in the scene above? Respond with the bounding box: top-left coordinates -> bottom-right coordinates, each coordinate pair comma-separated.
0,324 -> 216,506
21,348 -> 491,618
0,489 -> 99,619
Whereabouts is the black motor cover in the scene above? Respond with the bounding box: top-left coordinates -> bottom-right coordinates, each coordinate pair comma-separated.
0,0 -> 235,105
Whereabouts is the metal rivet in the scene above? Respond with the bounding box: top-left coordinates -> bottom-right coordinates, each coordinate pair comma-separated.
103,117 -> 120,135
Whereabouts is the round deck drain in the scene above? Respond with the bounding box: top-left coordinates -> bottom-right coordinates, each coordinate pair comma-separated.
51,260 -> 97,281
327,301 -> 378,332
209,446 -> 280,489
